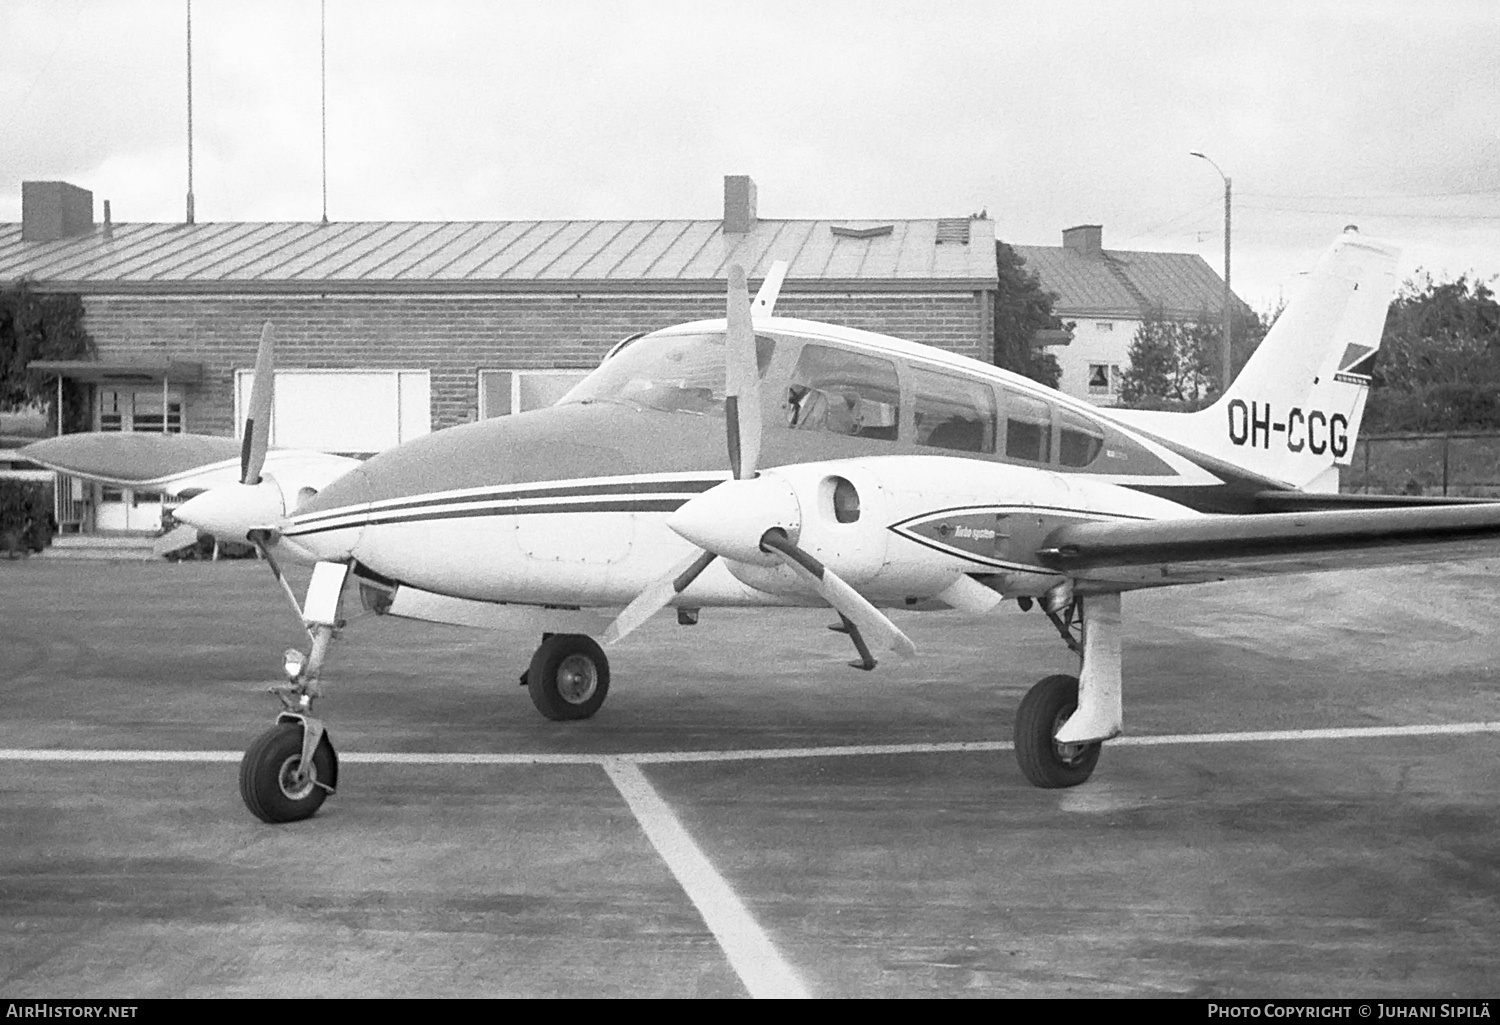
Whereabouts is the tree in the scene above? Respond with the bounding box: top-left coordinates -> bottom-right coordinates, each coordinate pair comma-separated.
1118,303 -> 1271,410
993,241 -> 1065,389
1364,272 -> 1500,433
1117,308 -> 1219,406
0,281 -> 95,433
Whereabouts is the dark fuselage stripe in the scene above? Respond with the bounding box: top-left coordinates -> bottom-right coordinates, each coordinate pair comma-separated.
292,477 -> 724,528
284,497 -> 689,537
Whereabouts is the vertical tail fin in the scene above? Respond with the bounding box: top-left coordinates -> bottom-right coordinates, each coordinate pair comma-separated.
1112,230 -> 1400,489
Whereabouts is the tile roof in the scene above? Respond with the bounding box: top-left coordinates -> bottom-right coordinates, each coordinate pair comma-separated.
1012,244 -> 1241,319
0,218 -> 998,294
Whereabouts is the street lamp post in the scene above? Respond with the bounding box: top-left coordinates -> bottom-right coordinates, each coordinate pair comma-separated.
1191,151 -> 1232,392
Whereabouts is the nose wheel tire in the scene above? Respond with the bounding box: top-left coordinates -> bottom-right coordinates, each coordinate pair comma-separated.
240,722 -> 336,823
1014,673 -> 1102,789
527,634 -> 610,721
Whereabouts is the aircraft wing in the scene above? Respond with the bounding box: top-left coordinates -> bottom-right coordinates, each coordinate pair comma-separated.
1037,503 -> 1500,590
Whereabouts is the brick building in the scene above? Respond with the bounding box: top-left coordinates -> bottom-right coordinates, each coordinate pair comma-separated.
1,176 -> 998,532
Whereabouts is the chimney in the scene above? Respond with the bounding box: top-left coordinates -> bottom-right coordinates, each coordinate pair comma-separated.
723,175 -> 757,233
1062,224 -> 1103,258
22,181 -> 95,241
102,199 -> 113,241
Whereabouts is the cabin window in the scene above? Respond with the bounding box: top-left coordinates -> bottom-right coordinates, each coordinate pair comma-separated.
1058,409 -> 1106,467
785,344 -> 899,441
1002,389 -> 1052,462
910,366 -> 995,453
560,331 -> 775,417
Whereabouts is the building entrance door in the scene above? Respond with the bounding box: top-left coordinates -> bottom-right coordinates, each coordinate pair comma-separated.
93,386 -> 183,532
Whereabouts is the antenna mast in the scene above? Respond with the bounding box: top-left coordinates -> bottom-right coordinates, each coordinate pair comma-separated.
321,0 -> 328,225
186,0 -> 196,224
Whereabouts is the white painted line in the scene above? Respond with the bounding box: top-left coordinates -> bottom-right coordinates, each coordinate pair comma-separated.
0,749 -> 242,762
1,721 -> 1496,766
1110,721 -> 1500,748
603,758 -> 809,999
627,739 -> 1007,763
341,751 -> 603,765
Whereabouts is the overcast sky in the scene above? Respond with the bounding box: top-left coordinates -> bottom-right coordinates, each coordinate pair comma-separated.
3,0 -> 1497,312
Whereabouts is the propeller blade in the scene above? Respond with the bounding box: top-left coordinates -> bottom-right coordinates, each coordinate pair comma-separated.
240,322 -> 275,485
151,522 -> 201,558
759,530 -> 916,660
752,260 -> 788,316
724,264 -> 761,481
602,549 -> 717,646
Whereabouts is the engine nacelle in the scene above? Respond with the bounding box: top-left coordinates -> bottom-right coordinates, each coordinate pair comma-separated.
723,455 -> 1195,603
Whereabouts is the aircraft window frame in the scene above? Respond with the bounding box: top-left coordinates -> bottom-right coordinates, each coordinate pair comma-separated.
784,342 -> 900,442
1057,407 -> 1107,468
1001,387 -> 1053,464
908,364 -> 996,454
558,331 -> 776,418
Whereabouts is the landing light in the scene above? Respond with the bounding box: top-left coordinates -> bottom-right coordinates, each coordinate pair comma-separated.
284,648 -> 308,682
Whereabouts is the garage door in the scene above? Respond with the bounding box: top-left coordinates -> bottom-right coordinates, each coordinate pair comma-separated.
234,369 -> 430,456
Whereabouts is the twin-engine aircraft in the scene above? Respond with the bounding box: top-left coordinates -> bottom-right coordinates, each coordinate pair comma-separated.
27,231 -> 1500,823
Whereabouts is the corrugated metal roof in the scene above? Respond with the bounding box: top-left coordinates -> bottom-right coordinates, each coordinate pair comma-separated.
0,218 -> 998,294
1012,244 -> 1239,319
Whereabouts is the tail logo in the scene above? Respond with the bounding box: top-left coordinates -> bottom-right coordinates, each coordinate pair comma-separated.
1334,343 -> 1378,386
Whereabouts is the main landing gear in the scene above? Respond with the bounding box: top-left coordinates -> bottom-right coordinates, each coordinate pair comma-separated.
519,633 -> 611,720
1012,588 -> 1124,789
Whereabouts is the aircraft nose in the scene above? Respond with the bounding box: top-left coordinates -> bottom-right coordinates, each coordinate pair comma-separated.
279,463 -> 370,563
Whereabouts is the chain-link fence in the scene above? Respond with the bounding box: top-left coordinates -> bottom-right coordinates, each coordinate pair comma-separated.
1344,432 -> 1500,497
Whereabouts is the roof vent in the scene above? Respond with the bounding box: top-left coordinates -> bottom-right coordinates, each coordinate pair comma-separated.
830,224 -> 893,240
935,218 -> 970,244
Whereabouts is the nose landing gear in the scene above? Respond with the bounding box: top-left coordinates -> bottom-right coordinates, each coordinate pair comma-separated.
240,560 -> 348,824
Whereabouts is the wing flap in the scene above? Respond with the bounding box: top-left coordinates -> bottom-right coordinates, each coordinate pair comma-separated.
1039,504 -> 1500,588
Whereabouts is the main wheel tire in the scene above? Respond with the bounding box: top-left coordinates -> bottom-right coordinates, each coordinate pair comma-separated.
240,722 -> 335,823
527,634 -> 610,721
1014,673 -> 1102,789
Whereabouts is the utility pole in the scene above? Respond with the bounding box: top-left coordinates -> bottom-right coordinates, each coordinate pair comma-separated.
1191,151 -> 1232,390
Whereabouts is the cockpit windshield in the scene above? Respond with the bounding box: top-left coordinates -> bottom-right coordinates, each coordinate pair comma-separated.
560,332 -> 775,416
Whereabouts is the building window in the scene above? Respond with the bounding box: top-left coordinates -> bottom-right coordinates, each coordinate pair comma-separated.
478,369 -> 592,419
97,388 -> 184,434
1086,364 -> 1125,396
1095,321 -> 1114,332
